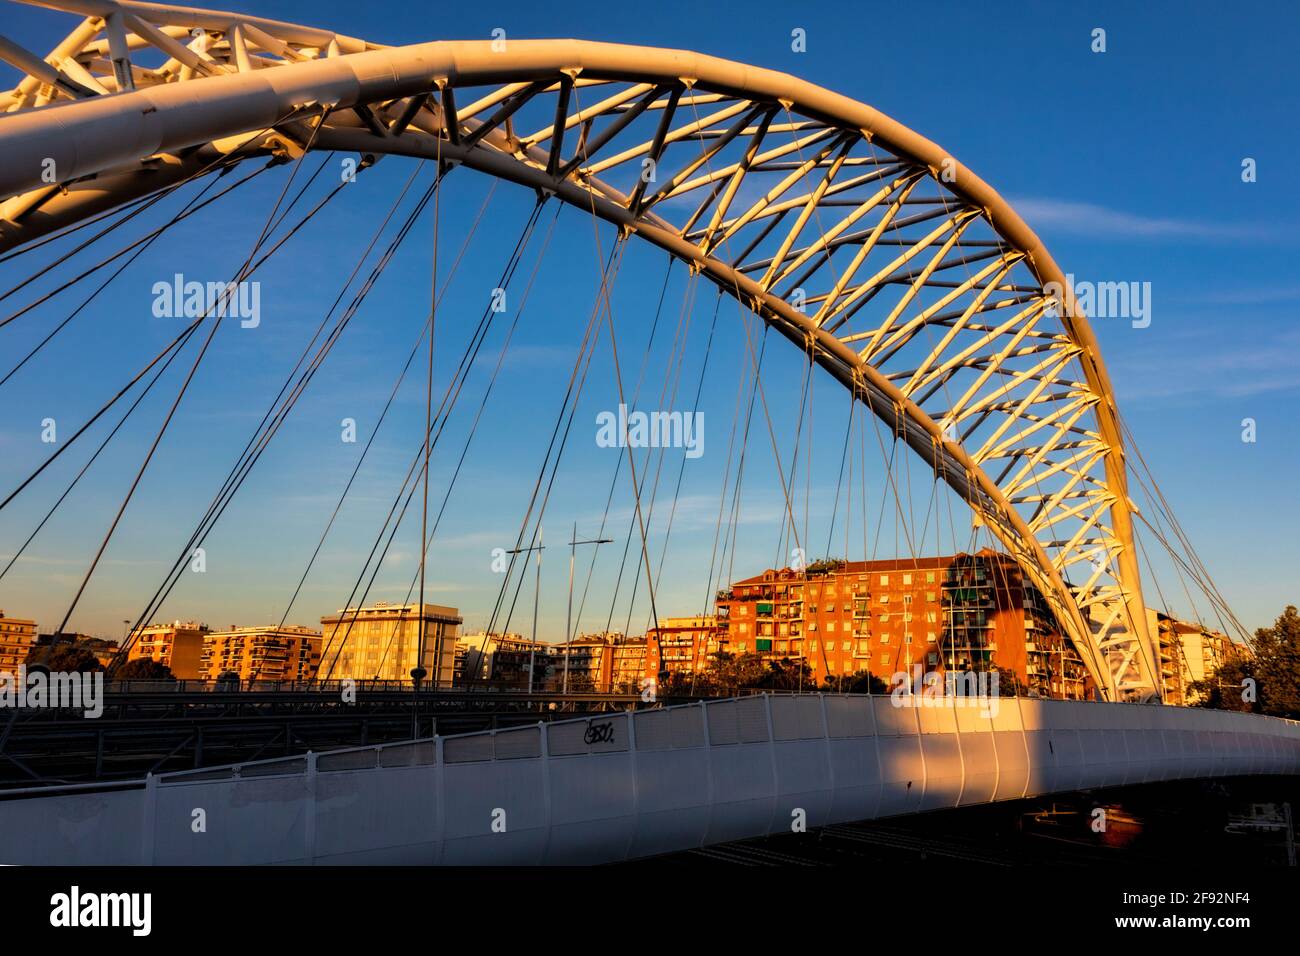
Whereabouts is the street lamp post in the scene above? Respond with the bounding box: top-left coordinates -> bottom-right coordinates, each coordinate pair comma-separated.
564,523 -> 613,694
507,532 -> 546,694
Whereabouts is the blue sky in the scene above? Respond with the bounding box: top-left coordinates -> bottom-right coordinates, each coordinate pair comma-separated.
0,0 -> 1296,643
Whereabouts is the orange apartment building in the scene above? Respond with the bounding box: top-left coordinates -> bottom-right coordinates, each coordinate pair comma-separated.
715,551 -> 1088,698
644,616 -> 721,681
201,624 -> 322,681
1159,614 -> 1250,706
610,636 -> 648,692
126,620 -> 211,678
559,635 -> 615,691
477,634 -> 617,691
0,610 -> 37,672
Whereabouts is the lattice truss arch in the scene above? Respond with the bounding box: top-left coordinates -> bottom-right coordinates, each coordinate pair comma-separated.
0,0 -> 1162,700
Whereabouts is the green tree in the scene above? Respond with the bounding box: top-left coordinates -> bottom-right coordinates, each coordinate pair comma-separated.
805,558 -> 846,575
26,644 -> 102,673
990,667 -> 1028,698
704,651 -> 767,694
113,658 -> 176,681
1187,654 -> 1254,714
1250,605 -> 1300,718
753,656 -> 816,691
1194,606 -> 1300,719
821,669 -> 888,694
658,669 -> 715,697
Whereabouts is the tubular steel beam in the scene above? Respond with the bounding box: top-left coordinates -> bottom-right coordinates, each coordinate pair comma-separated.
0,8 -> 1161,699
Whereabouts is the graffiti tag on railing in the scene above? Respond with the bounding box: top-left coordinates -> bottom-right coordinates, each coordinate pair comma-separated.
584,721 -> 615,746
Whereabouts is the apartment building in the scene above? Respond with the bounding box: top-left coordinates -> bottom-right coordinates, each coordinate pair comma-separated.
318,602 -> 460,686
0,610 -> 37,672
644,616 -> 722,680
201,624 -> 322,681
553,634 -> 615,692
126,620 -> 211,679
610,636 -> 648,693
484,635 -> 551,688
715,550 -> 1087,697
1161,614 -> 1247,705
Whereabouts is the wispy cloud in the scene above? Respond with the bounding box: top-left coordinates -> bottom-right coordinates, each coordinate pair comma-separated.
1111,327 -> 1300,400
1194,285 -> 1300,306
470,343 -> 575,372
1010,197 -> 1284,243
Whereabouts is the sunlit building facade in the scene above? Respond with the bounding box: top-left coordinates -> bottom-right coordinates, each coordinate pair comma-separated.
318,603 -> 460,686
645,616 -> 722,680
0,610 -> 37,672
127,620 -> 211,679
201,624 -> 322,681
715,551 -> 1086,697
610,636 -> 648,693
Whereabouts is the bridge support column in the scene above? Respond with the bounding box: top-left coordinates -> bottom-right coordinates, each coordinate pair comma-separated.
140,771 -> 157,865
699,700 -> 714,849
538,721 -> 553,863
433,735 -> 446,866
304,751 -> 317,864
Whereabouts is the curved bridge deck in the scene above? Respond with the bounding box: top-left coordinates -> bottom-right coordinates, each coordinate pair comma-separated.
4,694 -> 1299,865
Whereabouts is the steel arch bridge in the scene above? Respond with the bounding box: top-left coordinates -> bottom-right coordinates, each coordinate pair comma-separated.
0,0 -> 1162,699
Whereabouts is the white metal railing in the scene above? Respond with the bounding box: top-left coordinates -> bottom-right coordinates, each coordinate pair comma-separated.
2,694 -> 1298,865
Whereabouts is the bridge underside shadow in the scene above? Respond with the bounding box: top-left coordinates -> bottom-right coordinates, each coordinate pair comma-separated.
649,774 -> 1300,866
3,695 -> 1298,865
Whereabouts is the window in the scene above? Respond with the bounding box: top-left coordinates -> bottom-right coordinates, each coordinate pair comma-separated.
841,641 -> 851,652
879,574 -> 889,586
880,633 -> 890,644
827,621 -> 836,632
902,573 -> 912,585
926,571 -> 936,584
903,594 -> 913,604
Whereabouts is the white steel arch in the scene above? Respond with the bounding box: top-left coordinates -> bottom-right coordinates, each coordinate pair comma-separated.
0,0 -> 1161,699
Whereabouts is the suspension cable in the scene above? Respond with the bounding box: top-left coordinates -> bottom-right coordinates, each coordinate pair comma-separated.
55,107 -> 334,647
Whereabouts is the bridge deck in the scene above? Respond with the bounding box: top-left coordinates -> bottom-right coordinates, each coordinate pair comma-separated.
4,694 -> 1298,866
